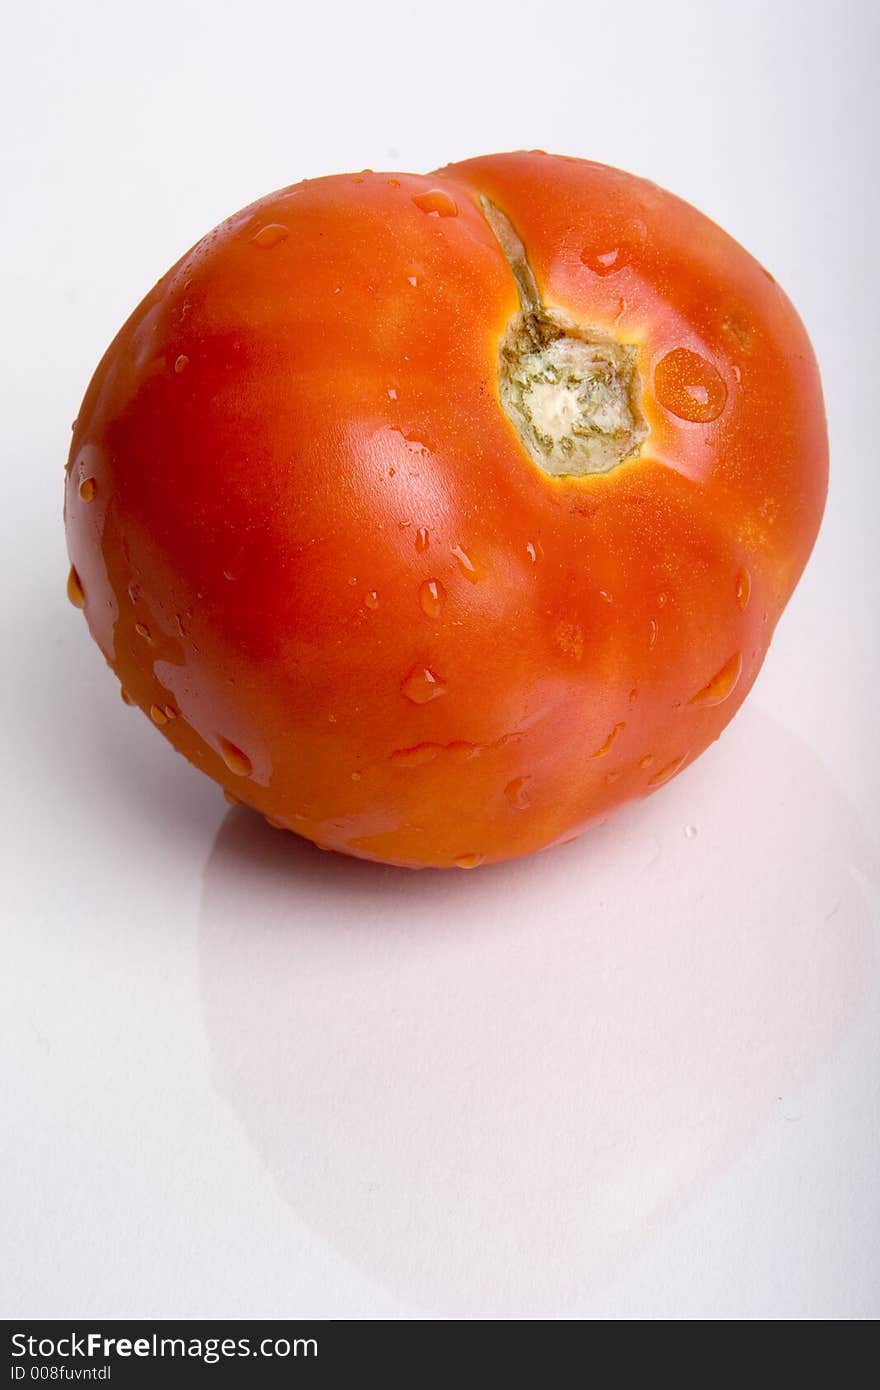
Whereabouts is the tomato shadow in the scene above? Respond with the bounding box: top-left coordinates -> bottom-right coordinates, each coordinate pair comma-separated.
199,705 -> 878,1316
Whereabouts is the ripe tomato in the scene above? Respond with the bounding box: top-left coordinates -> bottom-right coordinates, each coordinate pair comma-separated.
65,151 -> 827,868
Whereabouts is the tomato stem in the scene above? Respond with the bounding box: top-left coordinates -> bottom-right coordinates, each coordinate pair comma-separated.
480,195 -> 648,478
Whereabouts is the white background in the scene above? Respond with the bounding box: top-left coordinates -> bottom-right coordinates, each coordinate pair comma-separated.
2,0 -> 878,1319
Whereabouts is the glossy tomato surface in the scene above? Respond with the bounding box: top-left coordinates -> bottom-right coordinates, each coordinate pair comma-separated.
65,151 -> 827,868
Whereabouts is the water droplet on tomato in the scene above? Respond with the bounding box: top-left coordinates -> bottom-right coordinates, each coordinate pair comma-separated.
598,589 -> 613,604
690,652 -> 742,707
415,527 -> 429,552
648,618 -> 659,649
120,686 -> 134,706
66,566 -> 85,608
390,743 -> 440,767
364,590 -> 379,610
654,347 -> 728,422
579,218 -> 646,276
590,722 -> 625,758
419,578 -> 446,618
150,704 -> 168,726
407,275 -> 418,287
451,545 -> 481,583
164,704 -> 177,720
504,776 -> 532,810
448,741 -> 480,761
638,753 -> 654,769
78,476 -> 97,502
387,387 -> 398,400
412,189 -> 458,217
648,752 -> 689,786
400,664 -> 446,704
251,223 -> 289,248
454,852 -> 483,869
174,354 -> 189,374
134,621 -> 153,644
223,789 -> 240,806
736,569 -> 751,609
218,737 -> 252,777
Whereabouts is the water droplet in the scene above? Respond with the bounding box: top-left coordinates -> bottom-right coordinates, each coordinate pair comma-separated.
657,592 -> 668,608
351,771 -> 362,781
78,476 -> 97,502
451,544 -> 482,583
250,223 -> 289,249
415,527 -> 429,552
454,852 -> 483,869
174,354 -> 189,374
654,347 -> 728,423
407,275 -> 418,287
390,742 -> 440,767
638,753 -> 654,769
400,664 -> 446,704
648,618 -> 659,649
648,752 -> 689,786
526,542 -> 538,563
732,364 -> 742,384
134,621 -> 153,644
120,686 -> 134,706
690,652 -> 743,707
419,578 -> 446,618
447,740 -> 480,761
217,737 -> 252,777
66,566 -> 85,608
164,704 -> 177,720
223,789 -> 241,805
684,824 -> 698,839
150,704 -> 168,725
580,218 -> 647,276
364,590 -> 379,610
598,589 -> 613,604
736,569 -> 751,609
590,722 -> 625,758
412,189 -> 458,218
387,387 -> 398,400
505,776 -> 532,810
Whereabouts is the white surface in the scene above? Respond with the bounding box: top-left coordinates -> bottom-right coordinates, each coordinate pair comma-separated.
2,0 -> 878,1320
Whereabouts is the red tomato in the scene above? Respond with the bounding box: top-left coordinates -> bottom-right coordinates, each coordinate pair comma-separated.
65,151 -> 827,868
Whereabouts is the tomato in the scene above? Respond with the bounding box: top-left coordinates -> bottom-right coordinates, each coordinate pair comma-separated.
65,151 -> 827,869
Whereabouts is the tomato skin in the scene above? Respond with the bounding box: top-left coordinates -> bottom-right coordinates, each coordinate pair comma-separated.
65,151 -> 827,868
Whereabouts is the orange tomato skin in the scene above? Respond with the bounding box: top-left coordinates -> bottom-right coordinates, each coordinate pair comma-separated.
65,152 -> 827,868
